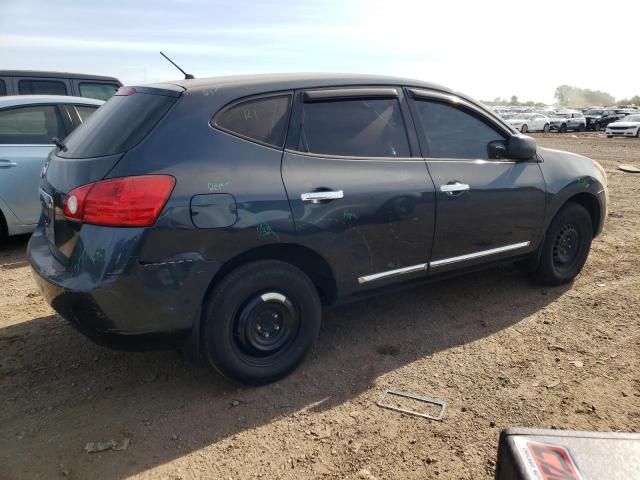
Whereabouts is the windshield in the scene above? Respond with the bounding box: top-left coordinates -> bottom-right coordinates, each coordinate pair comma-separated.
585,110 -> 604,115
622,114 -> 640,122
553,113 -> 570,118
512,114 -> 531,120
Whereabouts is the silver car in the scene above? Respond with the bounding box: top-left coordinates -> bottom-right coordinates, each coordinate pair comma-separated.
0,95 -> 103,239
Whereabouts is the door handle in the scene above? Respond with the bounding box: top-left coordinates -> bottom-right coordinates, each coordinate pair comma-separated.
440,182 -> 470,195
301,190 -> 344,203
0,159 -> 17,168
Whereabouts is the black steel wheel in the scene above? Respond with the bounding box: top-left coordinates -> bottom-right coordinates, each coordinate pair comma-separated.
232,291 -> 300,361
552,223 -> 580,272
202,260 -> 321,385
533,203 -> 593,285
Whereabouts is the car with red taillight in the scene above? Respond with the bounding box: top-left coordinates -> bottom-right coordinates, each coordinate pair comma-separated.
29,74 -> 607,385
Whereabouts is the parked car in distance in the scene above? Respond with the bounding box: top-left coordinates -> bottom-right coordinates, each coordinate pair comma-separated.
606,114 -> 640,138
614,108 -> 638,117
0,95 -> 104,240
0,70 -> 122,101
584,109 -> 619,131
28,74 -> 608,385
549,111 -> 586,132
505,113 -> 550,133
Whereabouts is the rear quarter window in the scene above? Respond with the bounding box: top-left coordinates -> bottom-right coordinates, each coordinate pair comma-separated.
75,105 -> 99,122
213,95 -> 291,148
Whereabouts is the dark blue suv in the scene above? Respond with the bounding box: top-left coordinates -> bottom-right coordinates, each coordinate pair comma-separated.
28,74 -> 608,385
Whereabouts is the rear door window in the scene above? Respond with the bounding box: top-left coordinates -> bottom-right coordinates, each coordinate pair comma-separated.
213,95 -> 291,148
79,82 -> 119,101
412,100 -> 505,159
18,79 -> 67,96
0,105 -> 65,144
74,105 -> 99,122
298,98 -> 410,157
59,90 -> 176,159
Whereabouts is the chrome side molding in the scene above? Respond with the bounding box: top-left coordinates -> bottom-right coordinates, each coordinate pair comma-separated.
358,241 -> 531,284
358,263 -> 428,284
430,241 -> 530,268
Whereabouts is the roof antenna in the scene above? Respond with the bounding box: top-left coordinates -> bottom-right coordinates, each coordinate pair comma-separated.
159,51 -> 195,79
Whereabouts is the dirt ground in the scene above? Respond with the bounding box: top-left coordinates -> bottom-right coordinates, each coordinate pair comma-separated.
1,132 -> 639,480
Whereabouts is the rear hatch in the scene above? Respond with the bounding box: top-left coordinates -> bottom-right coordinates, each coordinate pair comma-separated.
40,85 -> 182,262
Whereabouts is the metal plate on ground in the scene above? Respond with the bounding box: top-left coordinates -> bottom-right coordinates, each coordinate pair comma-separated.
376,388 -> 446,421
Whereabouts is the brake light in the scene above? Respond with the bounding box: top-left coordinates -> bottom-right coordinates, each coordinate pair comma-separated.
63,175 -> 175,227
115,87 -> 137,96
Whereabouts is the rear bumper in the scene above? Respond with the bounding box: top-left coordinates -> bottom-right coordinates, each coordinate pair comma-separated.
28,224 -> 221,349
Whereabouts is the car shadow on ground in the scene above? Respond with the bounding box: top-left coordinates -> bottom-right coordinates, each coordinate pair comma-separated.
0,233 -> 31,261
0,256 -> 569,478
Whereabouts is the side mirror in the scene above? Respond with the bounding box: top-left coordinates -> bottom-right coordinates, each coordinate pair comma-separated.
488,140 -> 507,159
506,134 -> 537,160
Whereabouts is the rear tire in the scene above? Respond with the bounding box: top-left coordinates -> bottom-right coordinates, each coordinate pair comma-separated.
521,124 -> 528,133
578,124 -> 586,132
636,127 -> 640,138
559,123 -> 567,133
543,123 -> 550,133
201,260 -> 321,385
533,203 -> 593,286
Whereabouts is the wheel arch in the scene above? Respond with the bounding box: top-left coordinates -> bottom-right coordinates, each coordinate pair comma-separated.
205,243 -> 338,307
563,192 -> 602,237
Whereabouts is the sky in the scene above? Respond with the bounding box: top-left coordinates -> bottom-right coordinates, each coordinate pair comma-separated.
1,0 -> 638,104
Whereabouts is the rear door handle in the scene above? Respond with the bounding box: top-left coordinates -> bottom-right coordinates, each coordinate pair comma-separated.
0,159 -> 17,168
301,190 -> 344,203
440,182 -> 470,194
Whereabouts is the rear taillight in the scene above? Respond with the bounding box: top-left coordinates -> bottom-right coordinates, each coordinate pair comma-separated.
63,175 -> 175,227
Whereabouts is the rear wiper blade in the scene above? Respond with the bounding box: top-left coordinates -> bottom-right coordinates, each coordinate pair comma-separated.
52,137 -> 68,152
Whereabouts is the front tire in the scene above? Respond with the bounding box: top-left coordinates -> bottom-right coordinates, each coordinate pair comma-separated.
543,123 -> 550,133
559,123 -> 567,133
201,260 -> 322,385
521,124 -> 528,133
533,203 -> 593,286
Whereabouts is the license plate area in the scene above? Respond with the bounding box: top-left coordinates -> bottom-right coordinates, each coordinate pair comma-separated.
39,188 -> 55,241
